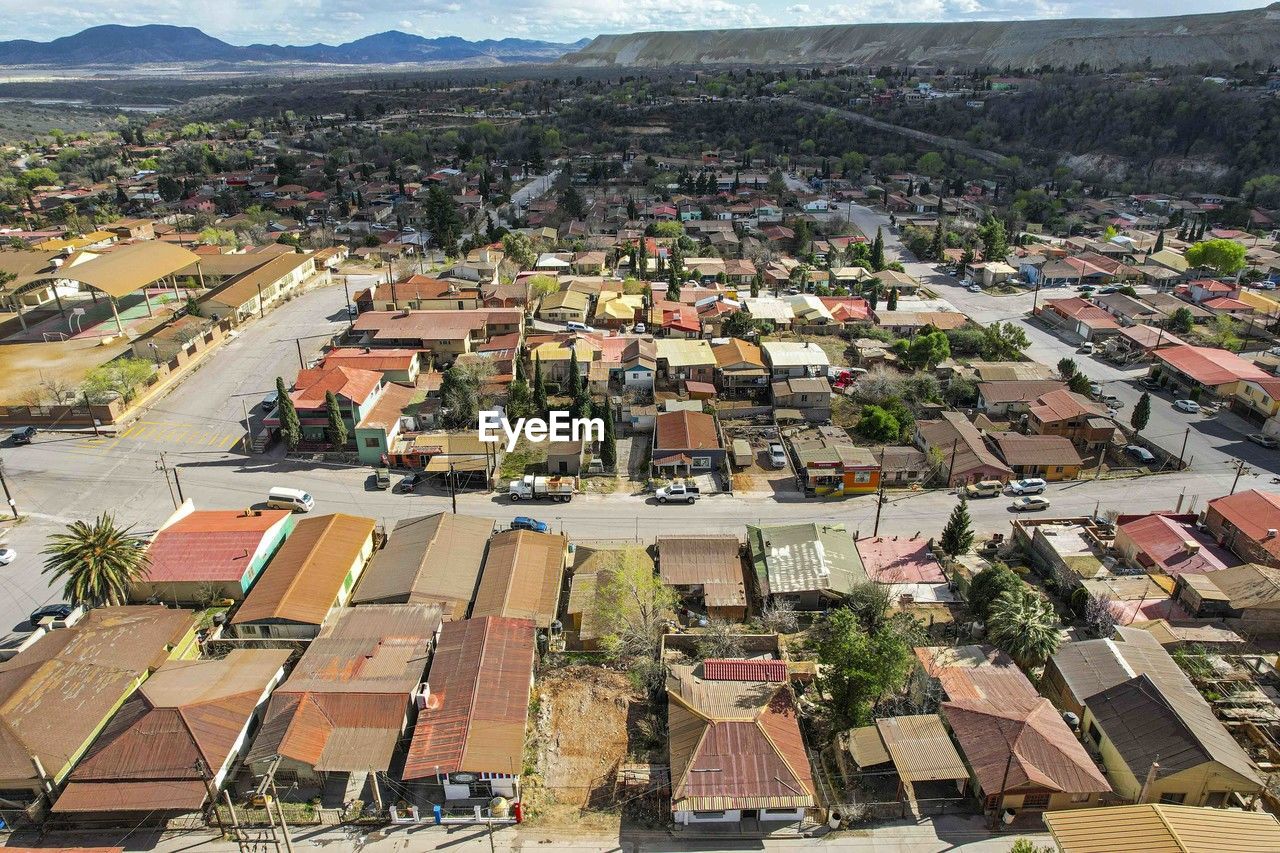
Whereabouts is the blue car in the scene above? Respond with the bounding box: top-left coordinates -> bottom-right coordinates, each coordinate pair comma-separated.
510,516 -> 549,534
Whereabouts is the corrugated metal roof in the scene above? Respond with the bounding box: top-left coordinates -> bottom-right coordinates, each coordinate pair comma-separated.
845,725 -> 892,768
404,616 -> 535,779
472,530 -> 566,628
748,523 -> 866,597
55,650 -> 287,813
656,535 -> 746,608
232,513 -> 375,627
667,669 -> 816,812
875,715 -> 967,784
145,509 -> 292,584
0,606 -> 196,785
702,659 -> 787,682
352,513 -> 494,612
1045,803 -> 1280,853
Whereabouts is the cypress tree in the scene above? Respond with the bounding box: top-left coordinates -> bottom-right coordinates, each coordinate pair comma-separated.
940,498 -> 974,557
887,286 -> 899,311
930,220 -> 945,260
600,400 -> 617,470
566,347 -> 581,400
532,354 -> 548,415
871,226 -> 885,271
324,390 -> 347,448
275,376 -> 301,451
1131,392 -> 1151,434
1154,229 -> 1165,253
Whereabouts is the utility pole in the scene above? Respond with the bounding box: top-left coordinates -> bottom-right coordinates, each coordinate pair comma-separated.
948,438 -> 958,489
448,460 -> 457,514
172,463 -> 185,504
241,398 -> 253,453
0,459 -> 17,519
872,464 -> 886,537
295,338 -> 305,370
195,758 -> 228,839
270,777 -> 295,853
1230,459 -> 1252,495
1177,427 -> 1190,469
155,455 -> 178,509
83,390 -> 99,436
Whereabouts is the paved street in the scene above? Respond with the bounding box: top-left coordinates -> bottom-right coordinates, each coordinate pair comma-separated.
10,813 -> 1048,852
1,207 -> 1277,648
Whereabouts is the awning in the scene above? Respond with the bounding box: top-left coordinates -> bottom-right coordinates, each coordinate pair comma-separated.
653,453 -> 692,467
47,241 -> 201,299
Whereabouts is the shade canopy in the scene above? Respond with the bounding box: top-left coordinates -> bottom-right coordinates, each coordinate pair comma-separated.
40,242 -> 201,299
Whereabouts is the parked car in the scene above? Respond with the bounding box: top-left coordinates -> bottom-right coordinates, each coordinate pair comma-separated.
1077,342 -> 1095,354
1097,286 -> 1119,295
9,426 -> 37,445
398,472 -> 423,492
1173,399 -> 1201,414
963,480 -> 1005,498
260,390 -> 279,412
29,603 -> 73,626
768,443 -> 787,468
1089,382 -> 1104,397
1249,433 -> 1280,449
655,482 -> 699,504
967,284 -> 983,293
1139,377 -> 1160,391
633,323 -> 647,334
1010,496 -> 1051,512
1008,478 -> 1048,495
0,547 -> 14,566
1100,396 -> 1123,409
510,516 -> 549,533
1125,446 -> 1156,464
565,321 -> 595,333
374,467 -> 391,490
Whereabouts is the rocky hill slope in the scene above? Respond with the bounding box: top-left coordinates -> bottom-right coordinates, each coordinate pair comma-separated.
561,5 -> 1280,70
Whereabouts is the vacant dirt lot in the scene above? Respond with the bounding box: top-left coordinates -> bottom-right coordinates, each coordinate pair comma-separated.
525,665 -> 643,833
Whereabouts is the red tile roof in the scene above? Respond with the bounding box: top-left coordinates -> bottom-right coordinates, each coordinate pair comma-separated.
1029,389 -> 1106,423
1208,489 -> 1280,561
655,410 -> 720,451
702,659 -> 788,682
291,365 -> 382,410
321,348 -> 418,372
855,537 -> 946,584
1155,345 -> 1272,387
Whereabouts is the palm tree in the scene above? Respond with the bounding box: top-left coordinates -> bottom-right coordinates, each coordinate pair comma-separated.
42,514 -> 151,606
987,587 -> 1061,669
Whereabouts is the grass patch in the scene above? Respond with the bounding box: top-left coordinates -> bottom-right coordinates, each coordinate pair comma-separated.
500,438 -> 546,480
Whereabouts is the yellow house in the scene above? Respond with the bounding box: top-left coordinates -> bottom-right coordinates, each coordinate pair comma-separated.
1238,289 -> 1280,314
537,288 -> 591,323
1046,803 -> 1280,853
530,338 -> 597,385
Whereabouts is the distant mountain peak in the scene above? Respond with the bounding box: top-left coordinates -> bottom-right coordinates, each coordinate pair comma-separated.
0,24 -> 586,67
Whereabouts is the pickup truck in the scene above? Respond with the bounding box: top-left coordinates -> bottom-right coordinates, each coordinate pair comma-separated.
508,474 -> 575,503
655,482 -> 700,504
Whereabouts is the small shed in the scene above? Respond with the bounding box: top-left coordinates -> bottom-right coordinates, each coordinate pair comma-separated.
731,438 -> 752,467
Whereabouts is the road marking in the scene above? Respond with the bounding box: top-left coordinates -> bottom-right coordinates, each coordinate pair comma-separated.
61,420 -> 242,453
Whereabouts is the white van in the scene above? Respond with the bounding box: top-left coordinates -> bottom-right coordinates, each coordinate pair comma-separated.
266,487 -> 314,513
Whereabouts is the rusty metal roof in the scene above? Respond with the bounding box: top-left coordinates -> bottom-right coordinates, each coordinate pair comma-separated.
232,513 -> 375,627
54,650 -> 288,813
667,672 -> 815,813
656,535 -> 746,608
875,715 -> 968,784
351,513 -> 494,612
1045,803 -> 1280,853
403,616 -> 536,779
702,659 -> 787,682
0,606 -> 197,785
472,530 -> 566,628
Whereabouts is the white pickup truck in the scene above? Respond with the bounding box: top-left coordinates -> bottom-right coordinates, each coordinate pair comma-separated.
655,482 -> 700,504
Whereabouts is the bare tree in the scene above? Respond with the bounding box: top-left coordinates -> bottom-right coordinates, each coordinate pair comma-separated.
1084,593 -> 1119,639
759,597 -> 800,634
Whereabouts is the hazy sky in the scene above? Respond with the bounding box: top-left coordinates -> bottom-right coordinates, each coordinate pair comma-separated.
0,1 -> 1269,45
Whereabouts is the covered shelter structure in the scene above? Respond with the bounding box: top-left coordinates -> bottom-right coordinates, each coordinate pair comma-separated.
843,714 -> 969,810
5,242 -> 203,334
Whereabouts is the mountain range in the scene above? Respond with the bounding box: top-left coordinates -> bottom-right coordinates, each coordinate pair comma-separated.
562,4 -> 1280,71
0,25 -> 590,67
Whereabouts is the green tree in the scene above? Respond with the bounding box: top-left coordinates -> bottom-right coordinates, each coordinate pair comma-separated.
940,499 -> 974,557
980,321 -> 1030,360
592,549 -> 678,659
1131,392 -> 1151,433
532,354 -> 548,415
1067,372 -> 1092,395
929,220 -> 945,260
886,286 -> 899,311
42,513 -> 150,606
324,390 -> 348,447
904,328 -> 950,370
816,608 -> 912,728
1209,313 -> 1243,351
855,404 -> 901,442
501,231 -> 536,269
1153,229 -> 1165,253
916,151 -> 945,177
1010,839 -> 1055,853
966,563 -> 1024,622
870,227 -> 885,271
81,357 -> 154,405
721,310 -> 758,339
274,376 -> 301,450
1057,357 -> 1078,380
600,401 -> 617,470
979,216 -> 1008,262
1168,306 -> 1195,334
1185,238 -> 1247,276
528,275 -> 559,302
567,346 -> 582,397
987,587 -> 1061,669
19,167 -> 59,188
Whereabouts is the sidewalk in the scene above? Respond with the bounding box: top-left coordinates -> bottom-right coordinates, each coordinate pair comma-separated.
11,815 -> 1049,852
